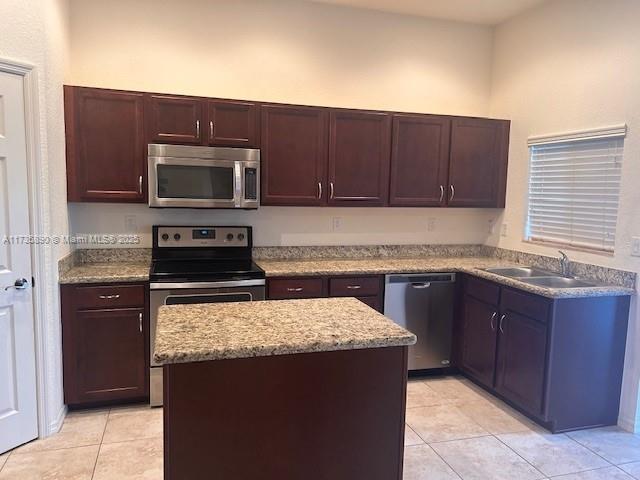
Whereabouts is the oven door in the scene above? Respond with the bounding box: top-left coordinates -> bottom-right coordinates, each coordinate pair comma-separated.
149,285 -> 265,406
148,156 -> 240,208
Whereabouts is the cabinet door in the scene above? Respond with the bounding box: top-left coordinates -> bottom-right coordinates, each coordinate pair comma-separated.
145,94 -> 204,145
328,110 -> 391,206
389,114 -> 451,207
495,311 -> 547,417
64,308 -> 147,405
448,118 -> 510,207
207,100 -> 259,147
65,86 -> 145,202
460,294 -> 498,388
261,105 -> 328,206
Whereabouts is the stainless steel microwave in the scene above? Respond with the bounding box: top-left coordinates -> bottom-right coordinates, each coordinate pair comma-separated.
148,144 -> 260,209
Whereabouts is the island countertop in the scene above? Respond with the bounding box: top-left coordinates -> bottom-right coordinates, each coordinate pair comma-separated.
153,297 -> 417,365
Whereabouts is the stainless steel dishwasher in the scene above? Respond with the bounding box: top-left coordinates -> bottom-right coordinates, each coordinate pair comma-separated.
384,273 -> 456,371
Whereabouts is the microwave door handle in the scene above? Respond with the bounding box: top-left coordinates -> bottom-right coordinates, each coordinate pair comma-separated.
234,162 -> 243,207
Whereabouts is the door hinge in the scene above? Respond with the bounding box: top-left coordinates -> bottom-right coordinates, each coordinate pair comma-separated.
32,276 -> 35,289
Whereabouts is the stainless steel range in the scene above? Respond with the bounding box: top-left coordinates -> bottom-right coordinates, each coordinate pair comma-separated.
149,225 -> 265,406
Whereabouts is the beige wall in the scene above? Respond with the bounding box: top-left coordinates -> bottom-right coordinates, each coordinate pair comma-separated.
0,0 -> 70,435
66,0 -> 498,248
489,0 -> 640,430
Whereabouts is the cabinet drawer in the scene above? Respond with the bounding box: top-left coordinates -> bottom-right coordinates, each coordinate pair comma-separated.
268,278 -> 325,299
464,275 -> 500,306
75,284 -> 146,310
501,288 -> 550,324
329,276 -> 381,297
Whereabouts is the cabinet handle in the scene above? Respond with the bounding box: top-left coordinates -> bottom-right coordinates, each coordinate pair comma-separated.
138,175 -> 143,194
329,182 -> 335,199
490,312 -> 497,331
317,182 -> 322,200
98,294 -> 120,300
449,184 -> 455,202
286,287 -> 303,292
139,312 -> 143,333
209,120 -> 214,140
499,314 -> 506,334
439,185 -> 445,204
346,285 -> 361,290
196,120 -> 200,139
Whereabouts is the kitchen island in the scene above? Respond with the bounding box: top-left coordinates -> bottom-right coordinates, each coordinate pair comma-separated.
154,297 -> 416,480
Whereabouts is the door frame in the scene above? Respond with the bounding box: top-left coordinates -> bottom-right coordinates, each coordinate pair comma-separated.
0,57 -> 60,438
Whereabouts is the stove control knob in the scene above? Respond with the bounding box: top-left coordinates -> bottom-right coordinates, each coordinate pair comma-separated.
174,233 -> 181,241
161,233 -> 169,241
237,233 -> 245,241
226,233 -> 234,241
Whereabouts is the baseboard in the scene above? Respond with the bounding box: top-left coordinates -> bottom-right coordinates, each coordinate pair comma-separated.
618,414 -> 637,433
47,405 -> 67,437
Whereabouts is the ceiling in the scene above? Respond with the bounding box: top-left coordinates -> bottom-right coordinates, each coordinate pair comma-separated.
304,0 -> 549,25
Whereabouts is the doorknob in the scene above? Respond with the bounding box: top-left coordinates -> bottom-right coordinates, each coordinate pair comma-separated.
5,278 -> 29,291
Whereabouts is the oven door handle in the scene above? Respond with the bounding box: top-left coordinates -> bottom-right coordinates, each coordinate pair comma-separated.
150,279 -> 266,290
234,161 -> 243,208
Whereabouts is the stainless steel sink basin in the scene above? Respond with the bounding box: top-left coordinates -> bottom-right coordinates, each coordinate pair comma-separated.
483,267 -> 554,278
520,277 -> 595,288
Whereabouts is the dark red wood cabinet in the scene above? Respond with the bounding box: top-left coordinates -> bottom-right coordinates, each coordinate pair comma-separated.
61,283 -> 149,407
267,275 -> 384,313
145,94 -> 204,145
64,86 -> 146,202
328,110 -> 392,206
207,99 -> 259,147
459,275 -> 630,432
260,105 -> 328,206
389,114 -> 451,207
447,118 -> 510,207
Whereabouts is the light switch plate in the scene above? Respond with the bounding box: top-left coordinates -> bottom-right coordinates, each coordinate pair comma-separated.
427,218 -> 437,232
632,237 -> 640,257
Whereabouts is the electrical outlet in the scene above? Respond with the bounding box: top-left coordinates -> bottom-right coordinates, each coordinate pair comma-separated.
124,215 -> 138,233
427,217 -> 437,232
501,223 -> 508,237
332,217 -> 343,232
632,237 -> 640,257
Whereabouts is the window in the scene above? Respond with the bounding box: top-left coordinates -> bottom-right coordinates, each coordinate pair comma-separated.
525,126 -> 626,253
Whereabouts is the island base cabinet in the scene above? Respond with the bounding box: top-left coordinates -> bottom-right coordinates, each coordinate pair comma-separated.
163,347 -> 408,480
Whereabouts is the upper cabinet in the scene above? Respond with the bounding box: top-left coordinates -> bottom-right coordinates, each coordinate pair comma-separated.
328,110 -> 391,206
145,94 -> 260,147
207,100 -> 259,147
145,94 -> 204,145
389,114 -> 451,207
447,118 -> 510,208
64,85 -> 510,208
65,86 -> 146,202
261,105 -> 328,206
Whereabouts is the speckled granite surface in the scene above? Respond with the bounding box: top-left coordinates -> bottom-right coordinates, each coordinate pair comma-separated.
153,297 -> 417,364
59,262 -> 150,284
256,257 -> 635,299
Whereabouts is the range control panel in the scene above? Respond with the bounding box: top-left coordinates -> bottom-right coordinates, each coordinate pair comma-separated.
155,226 -> 250,248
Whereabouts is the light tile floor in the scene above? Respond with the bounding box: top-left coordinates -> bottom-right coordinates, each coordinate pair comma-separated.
0,376 -> 639,479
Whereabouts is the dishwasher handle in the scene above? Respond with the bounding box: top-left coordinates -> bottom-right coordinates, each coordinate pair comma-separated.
411,282 -> 431,289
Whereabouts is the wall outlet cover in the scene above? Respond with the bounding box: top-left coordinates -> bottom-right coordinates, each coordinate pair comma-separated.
124,215 -> 138,232
632,237 -> 640,257
332,217 -> 343,232
501,223 -> 508,237
427,218 -> 437,232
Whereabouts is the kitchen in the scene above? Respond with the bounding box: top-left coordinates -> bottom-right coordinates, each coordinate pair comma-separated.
2,0 -> 640,479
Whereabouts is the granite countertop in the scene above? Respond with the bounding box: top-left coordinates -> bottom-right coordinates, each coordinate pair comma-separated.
256,257 -> 635,299
153,297 -> 417,365
59,262 -> 150,284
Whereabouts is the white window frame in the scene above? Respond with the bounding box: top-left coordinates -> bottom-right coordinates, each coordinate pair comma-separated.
525,124 -> 626,255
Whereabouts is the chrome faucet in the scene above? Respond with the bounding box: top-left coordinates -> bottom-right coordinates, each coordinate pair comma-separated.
558,251 -> 570,277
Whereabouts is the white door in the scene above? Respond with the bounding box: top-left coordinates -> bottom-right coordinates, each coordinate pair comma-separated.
0,70 -> 38,453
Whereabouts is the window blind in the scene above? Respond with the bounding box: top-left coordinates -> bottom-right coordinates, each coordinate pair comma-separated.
526,135 -> 624,253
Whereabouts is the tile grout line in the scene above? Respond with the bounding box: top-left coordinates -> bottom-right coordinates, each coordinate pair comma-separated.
90,407 -> 111,480
491,433 -> 550,478
564,431 -> 627,467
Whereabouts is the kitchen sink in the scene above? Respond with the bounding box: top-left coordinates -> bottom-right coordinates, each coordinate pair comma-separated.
483,267 -> 554,278
520,276 -> 595,288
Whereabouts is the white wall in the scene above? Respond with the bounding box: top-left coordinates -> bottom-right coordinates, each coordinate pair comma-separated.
66,0 -> 498,247
0,0 -> 70,435
489,0 -> 640,430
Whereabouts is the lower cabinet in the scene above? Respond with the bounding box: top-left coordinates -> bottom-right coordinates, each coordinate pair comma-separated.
459,275 -> 630,432
61,283 -> 149,407
267,275 -> 383,313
